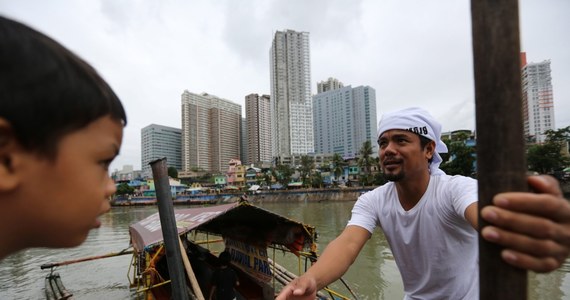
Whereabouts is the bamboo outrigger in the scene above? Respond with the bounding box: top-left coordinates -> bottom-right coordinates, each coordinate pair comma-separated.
128,201 -> 356,299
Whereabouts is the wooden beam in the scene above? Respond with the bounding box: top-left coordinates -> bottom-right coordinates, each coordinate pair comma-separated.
471,0 -> 528,299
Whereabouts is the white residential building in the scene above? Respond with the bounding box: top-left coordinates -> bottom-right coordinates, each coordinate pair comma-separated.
521,53 -> 555,143
270,29 -> 314,158
141,124 -> 182,178
313,84 -> 378,158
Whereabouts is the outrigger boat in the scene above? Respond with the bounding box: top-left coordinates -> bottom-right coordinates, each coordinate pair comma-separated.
128,201 -> 356,299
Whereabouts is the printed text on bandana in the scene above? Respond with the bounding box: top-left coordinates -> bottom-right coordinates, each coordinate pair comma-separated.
407,126 -> 428,135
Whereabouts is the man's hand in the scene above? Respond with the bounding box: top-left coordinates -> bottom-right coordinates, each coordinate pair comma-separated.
481,175 -> 570,272
275,275 -> 318,300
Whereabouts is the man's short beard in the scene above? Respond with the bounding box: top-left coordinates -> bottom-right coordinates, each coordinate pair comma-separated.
384,172 -> 405,182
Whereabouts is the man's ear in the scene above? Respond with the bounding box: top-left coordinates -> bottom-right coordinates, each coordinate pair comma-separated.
425,140 -> 436,161
0,118 -> 20,191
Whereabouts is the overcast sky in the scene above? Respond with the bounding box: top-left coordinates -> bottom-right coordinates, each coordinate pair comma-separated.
2,0 -> 568,171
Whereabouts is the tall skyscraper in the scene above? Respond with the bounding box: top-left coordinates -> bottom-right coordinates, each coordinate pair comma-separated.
270,29 -> 314,158
521,52 -> 555,143
313,82 -> 377,158
240,117 -> 248,165
246,93 -> 272,165
181,90 -> 241,173
141,124 -> 182,178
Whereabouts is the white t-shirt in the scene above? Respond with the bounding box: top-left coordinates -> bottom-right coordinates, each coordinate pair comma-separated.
348,175 -> 479,299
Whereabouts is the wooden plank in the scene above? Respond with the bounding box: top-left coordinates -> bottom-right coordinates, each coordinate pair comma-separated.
471,0 -> 528,299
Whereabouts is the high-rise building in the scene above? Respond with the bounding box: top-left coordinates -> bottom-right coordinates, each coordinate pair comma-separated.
521,52 -> 555,143
270,29 -> 314,158
240,117 -> 248,165
181,90 -> 241,173
141,124 -> 182,178
317,77 -> 344,94
245,93 -> 272,165
313,83 -> 378,158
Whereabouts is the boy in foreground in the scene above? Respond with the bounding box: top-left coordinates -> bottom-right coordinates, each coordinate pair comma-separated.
277,107 -> 570,299
0,16 -> 127,260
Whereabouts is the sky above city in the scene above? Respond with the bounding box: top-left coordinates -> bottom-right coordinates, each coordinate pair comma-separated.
2,0 -> 569,171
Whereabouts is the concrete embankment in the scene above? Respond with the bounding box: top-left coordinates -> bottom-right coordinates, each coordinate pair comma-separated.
249,188 -> 371,203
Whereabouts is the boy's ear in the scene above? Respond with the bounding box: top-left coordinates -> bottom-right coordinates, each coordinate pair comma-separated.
0,118 -> 20,191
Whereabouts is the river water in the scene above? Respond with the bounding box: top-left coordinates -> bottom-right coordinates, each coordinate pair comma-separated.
0,201 -> 568,299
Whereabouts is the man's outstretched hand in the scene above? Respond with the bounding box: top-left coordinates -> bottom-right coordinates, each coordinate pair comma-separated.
481,175 -> 570,272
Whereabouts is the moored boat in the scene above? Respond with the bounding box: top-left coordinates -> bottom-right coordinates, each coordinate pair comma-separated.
128,201 -> 355,299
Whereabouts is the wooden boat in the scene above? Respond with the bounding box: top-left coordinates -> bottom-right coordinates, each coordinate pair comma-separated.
128,201 -> 355,299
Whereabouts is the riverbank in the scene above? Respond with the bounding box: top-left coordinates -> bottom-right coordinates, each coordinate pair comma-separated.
112,182 -> 570,206
111,187 -> 372,206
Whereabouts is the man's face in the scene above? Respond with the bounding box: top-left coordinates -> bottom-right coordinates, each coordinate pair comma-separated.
378,129 -> 434,182
18,115 -> 122,248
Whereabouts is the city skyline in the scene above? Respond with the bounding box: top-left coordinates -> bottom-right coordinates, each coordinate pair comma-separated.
3,1 -> 568,171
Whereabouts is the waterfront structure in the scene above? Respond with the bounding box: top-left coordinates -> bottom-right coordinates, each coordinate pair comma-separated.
317,77 -> 344,94
245,93 -> 272,165
141,124 -> 182,178
112,165 -> 143,182
181,90 -> 241,173
313,83 -> 378,158
520,52 -> 555,143
270,29 -> 314,158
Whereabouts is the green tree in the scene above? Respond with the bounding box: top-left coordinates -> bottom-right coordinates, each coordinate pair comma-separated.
272,163 -> 293,187
310,171 -> 324,188
115,183 -> 134,196
527,126 -> 570,174
299,155 -> 315,187
358,140 -> 376,186
168,166 -> 178,179
331,153 -> 346,184
440,134 -> 476,177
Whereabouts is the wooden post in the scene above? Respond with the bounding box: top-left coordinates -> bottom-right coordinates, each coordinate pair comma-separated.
471,0 -> 528,299
179,237 -> 205,300
150,158 -> 190,300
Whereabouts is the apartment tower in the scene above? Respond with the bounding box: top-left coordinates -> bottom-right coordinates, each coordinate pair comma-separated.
270,29 -> 314,158
313,80 -> 378,158
245,94 -> 271,165
181,90 -> 241,173
140,124 -> 182,178
317,77 -> 344,94
520,52 -> 555,143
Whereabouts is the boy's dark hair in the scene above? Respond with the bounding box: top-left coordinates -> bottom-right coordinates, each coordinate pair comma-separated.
219,250 -> 231,266
0,16 -> 127,159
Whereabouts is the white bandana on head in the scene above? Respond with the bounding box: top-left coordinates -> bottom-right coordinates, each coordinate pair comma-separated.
377,107 -> 448,175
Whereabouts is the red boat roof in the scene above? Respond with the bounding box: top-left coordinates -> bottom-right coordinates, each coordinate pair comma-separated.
129,202 -> 316,254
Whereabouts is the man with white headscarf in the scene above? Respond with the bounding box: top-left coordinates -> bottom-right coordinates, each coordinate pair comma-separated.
277,107 -> 570,300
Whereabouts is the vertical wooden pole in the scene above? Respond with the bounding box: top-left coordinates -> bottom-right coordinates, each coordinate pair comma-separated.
471,0 -> 528,299
150,158 -> 190,300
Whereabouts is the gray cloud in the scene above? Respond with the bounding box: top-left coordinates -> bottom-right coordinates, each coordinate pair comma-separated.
2,0 -> 568,171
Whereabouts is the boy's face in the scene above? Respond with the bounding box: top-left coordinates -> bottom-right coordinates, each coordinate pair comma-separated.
18,115 -> 122,248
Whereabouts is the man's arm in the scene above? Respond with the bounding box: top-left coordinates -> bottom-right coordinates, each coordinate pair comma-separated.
480,175 -> 570,272
275,225 -> 370,300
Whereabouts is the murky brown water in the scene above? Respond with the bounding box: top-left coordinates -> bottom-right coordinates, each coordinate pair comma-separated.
0,201 -> 568,299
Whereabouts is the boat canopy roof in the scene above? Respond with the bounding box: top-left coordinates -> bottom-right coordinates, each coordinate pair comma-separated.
129,202 -> 317,254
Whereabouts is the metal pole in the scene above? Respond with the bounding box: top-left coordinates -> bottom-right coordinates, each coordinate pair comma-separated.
150,158 -> 190,300
471,0 -> 527,299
